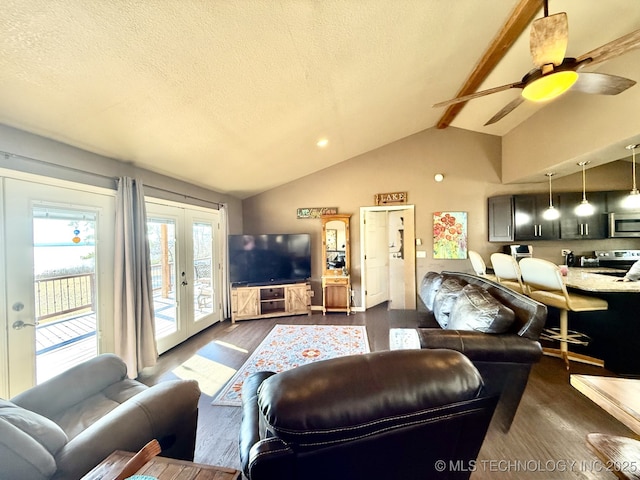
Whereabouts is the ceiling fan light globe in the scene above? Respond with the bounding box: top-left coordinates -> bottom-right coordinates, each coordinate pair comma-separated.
543,205 -> 560,220
522,71 -> 579,102
623,190 -> 640,210
574,199 -> 595,217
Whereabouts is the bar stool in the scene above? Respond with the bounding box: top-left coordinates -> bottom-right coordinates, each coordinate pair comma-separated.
490,253 -> 525,294
468,250 -> 487,276
519,257 -> 608,369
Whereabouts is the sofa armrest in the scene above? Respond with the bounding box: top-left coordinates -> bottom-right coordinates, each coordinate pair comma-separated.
52,379 -> 200,480
12,354 -> 128,419
240,371 -> 277,473
416,329 -> 542,363
247,438 -> 295,480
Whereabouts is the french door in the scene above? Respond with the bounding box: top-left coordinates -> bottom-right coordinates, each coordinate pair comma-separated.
145,201 -> 221,354
1,177 -> 115,398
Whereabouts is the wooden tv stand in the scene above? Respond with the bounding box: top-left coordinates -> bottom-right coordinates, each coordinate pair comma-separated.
231,282 -> 311,322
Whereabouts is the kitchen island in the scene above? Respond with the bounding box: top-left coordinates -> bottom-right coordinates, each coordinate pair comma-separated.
486,266 -> 639,374
562,268 -> 639,375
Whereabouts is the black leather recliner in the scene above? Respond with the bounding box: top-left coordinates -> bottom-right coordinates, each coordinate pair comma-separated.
239,349 -> 499,480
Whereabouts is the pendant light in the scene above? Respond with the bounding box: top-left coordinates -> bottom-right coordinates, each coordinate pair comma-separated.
623,144 -> 640,209
574,161 -> 595,216
543,172 -> 560,220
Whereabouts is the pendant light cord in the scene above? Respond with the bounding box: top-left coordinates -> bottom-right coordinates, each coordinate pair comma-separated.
547,173 -> 554,207
633,146 -> 637,191
581,163 -> 587,201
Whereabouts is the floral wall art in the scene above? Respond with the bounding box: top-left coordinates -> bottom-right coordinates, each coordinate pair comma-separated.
433,211 -> 467,259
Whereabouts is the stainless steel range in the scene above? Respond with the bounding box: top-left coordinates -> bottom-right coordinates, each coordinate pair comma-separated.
594,250 -> 640,276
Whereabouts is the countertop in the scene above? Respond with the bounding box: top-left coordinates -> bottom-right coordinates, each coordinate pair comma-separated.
565,267 -> 640,293
486,267 -> 640,293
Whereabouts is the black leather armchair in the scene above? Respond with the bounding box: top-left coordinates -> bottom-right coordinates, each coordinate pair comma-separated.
239,349 -> 498,480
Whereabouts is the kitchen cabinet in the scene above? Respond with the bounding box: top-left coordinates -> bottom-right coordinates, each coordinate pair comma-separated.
513,194 -> 560,240
558,191 -> 607,239
605,190 -> 633,213
488,195 -> 514,242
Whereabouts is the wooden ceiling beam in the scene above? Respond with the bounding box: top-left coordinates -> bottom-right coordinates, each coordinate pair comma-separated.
436,0 -> 545,129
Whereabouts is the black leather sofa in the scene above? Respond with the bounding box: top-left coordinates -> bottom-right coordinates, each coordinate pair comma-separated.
390,271 -> 547,433
239,349 -> 499,480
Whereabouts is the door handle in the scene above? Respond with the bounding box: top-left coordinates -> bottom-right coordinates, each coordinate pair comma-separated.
12,320 -> 38,330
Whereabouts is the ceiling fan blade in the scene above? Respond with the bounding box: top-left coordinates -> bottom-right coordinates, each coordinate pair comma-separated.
576,28 -> 640,68
571,72 -> 637,95
433,81 -> 524,108
530,12 -> 569,67
484,97 -> 525,126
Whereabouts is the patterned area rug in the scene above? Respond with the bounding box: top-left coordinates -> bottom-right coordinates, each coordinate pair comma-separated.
212,324 -> 370,406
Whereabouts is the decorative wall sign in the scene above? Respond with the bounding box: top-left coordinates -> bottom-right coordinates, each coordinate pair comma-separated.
297,207 -> 338,219
433,211 -> 467,259
374,191 -> 407,205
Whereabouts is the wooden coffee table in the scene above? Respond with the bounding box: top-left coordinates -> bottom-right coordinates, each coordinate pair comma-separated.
587,433 -> 640,480
571,374 -> 640,435
81,450 -> 240,480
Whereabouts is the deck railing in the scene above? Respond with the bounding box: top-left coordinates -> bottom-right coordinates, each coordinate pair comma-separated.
35,259 -> 211,321
34,273 -> 95,321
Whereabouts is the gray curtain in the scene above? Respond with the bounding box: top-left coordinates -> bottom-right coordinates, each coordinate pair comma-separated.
219,204 -> 231,319
114,177 -> 157,376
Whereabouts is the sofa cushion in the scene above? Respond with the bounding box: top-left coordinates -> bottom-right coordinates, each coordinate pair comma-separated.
433,277 -> 467,328
419,272 -> 443,311
448,284 -> 516,334
53,379 -> 147,440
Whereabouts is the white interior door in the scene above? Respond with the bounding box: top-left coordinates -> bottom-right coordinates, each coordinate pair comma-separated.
146,201 -> 221,354
360,205 -> 416,311
363,210 -> 389,308
1,177 -> 114,397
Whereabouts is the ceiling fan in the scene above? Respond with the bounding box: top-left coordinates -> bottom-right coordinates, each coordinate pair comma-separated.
433,0 -> 640,126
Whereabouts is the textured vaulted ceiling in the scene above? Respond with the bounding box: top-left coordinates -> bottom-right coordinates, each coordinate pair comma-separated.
1,1 -> 639,198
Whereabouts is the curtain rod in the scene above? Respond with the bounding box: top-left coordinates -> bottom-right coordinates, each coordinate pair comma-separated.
143,184 -> 224,210
1,149 -> 225,209
1,149 -> 115,183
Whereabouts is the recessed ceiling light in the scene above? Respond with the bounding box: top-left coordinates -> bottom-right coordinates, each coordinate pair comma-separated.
316,138 -> 329,148
434,173 -> 444,182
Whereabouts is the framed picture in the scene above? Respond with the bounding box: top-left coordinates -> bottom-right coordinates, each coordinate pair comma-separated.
326,229 -> 337,250
433,211 -> 467,259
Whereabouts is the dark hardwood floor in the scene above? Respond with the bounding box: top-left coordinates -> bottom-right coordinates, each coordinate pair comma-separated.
137,304 -> 635,479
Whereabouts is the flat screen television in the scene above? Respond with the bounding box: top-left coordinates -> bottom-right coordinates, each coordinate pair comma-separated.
228,234 -> 311,286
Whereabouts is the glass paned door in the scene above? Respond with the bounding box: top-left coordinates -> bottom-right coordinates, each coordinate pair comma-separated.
147,217 -> 179,342
2,178 -> 114,398
33,207 -> 99,383
193,221 -> 214,320
146,202 -> 221,354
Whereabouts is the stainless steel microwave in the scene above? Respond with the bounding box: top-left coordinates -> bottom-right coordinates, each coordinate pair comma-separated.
609,212 -> 640,237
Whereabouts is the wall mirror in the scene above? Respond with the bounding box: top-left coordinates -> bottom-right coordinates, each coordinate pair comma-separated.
321,214 -> 350,276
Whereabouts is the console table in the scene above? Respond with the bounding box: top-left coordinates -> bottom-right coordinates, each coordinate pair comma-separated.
322,275 -> 351,314
231,282 -> 311,322
81,450 -> 240,480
